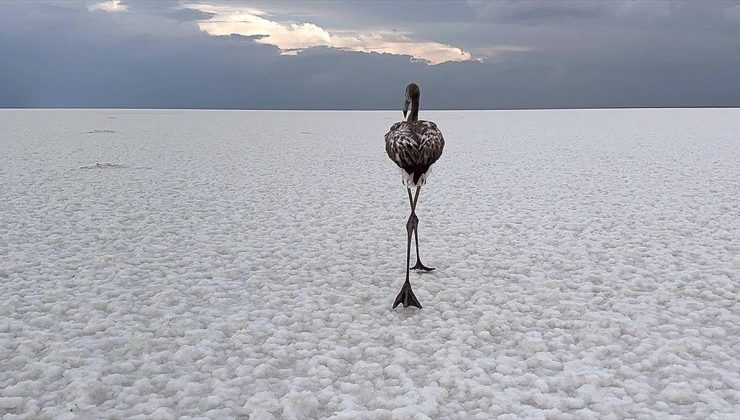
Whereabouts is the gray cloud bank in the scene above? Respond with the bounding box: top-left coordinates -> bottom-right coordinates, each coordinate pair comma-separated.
2,0 -> 740,109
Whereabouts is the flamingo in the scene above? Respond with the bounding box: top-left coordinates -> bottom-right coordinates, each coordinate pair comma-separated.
384,83 -> 445,309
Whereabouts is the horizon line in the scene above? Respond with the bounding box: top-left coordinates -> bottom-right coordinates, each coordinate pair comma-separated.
2,106 -> 740,112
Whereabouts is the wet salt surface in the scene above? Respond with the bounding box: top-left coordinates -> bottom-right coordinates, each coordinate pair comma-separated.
0,109 -> 738,419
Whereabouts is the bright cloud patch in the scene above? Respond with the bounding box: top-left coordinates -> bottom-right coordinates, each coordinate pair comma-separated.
186,4 -> 473,65
88,0 -> 127,13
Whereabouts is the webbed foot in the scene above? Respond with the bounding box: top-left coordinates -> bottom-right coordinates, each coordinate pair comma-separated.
392,281 -> 422,309
410,260 -> 435,271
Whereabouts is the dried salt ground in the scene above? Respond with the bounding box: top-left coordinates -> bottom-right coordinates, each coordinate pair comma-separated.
0,109 -> 738,419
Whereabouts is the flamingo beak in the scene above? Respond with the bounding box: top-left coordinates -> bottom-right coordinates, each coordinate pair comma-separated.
403,99 -> 410,118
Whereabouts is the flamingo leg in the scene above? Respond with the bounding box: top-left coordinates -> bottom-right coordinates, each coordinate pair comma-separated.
409,186 -> 435,271
393,188 -> 422,308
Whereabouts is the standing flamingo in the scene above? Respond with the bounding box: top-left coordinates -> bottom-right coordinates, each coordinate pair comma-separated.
384,83 -> 445,309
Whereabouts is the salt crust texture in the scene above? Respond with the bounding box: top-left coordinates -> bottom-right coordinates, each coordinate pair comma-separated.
0,109 -> 738,419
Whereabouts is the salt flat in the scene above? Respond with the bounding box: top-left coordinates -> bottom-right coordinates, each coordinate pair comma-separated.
0,109 -> 738,419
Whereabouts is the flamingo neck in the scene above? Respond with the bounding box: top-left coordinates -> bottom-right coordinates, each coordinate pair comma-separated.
407,97 -> 419,122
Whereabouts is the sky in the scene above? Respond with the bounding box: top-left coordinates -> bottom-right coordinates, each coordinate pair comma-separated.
2,0 -> 740,109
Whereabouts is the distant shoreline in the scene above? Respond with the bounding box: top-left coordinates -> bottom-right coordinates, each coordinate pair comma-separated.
2,106 -> 740,111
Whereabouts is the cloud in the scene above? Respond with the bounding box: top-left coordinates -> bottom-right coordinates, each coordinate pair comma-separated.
614,1 -> 671,21
475,45 -> 531,61
185,3 -> 474,64
469,0 -> 609,22
88,0 -> 127,13
468,0 -> 672,24
3,0 -> 740,109
725,4 -> 740,21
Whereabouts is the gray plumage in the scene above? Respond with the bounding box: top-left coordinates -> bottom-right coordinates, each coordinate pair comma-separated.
385,117 -> 445,187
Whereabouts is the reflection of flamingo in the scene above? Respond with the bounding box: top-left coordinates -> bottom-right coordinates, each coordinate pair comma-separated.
384,83 -> 445,309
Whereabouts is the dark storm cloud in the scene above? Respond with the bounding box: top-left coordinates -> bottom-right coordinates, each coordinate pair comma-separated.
1,0 -> 740,109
